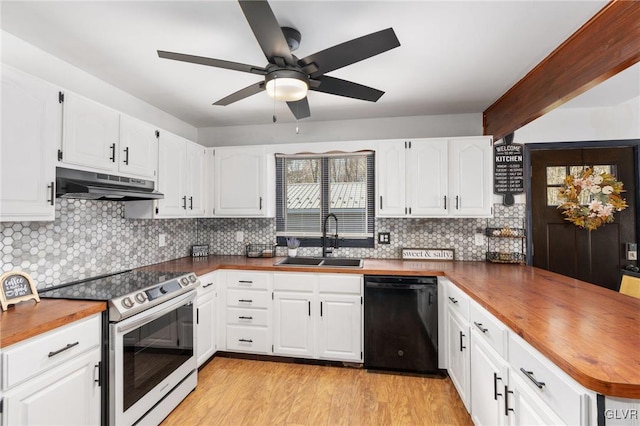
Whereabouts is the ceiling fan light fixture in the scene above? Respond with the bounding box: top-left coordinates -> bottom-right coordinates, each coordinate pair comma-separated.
265,71 -> 308,102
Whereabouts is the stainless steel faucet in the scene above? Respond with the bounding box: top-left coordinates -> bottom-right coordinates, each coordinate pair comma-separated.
322,213 -> 338,257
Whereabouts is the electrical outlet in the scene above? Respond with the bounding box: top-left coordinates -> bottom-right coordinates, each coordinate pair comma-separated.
158,234 -> 166,247
236,231 -> 244,242
378,232 -> 391,244
474,233 -> 484,246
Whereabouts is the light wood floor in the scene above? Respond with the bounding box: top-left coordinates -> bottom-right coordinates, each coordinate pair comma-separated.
162,357 -> 472,426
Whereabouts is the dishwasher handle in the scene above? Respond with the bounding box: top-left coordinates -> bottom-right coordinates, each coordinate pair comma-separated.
365,282 -> 435,290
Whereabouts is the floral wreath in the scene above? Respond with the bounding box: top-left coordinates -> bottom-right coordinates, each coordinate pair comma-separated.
557,167 -> 628,231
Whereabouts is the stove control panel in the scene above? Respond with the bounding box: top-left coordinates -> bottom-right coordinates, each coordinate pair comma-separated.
110,272 -> 200,321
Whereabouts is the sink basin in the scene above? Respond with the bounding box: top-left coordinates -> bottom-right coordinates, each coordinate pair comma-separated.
274,257 -> 323,266
274,257 -> 363,268
320,258 -> 363,268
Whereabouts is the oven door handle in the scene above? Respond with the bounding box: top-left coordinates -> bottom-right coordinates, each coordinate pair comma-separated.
116,290 -> 196,334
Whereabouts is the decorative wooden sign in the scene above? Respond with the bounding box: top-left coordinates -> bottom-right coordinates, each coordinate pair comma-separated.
0,271 -> 40,311
402,248 -> 455,261
494,133 -> 524,206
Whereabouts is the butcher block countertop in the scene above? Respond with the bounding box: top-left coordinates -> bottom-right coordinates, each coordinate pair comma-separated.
142,255 -> 640,399
0,299 -> 106,348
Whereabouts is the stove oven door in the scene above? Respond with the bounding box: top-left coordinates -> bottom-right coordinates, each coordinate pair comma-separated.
110,290 -> 196,426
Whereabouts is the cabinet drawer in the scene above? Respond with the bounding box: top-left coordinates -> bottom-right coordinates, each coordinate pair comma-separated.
227,308 -> 269,326
446,281 -> 470,321
226,289 -> 270,308
273,273 -> 315,292
317,274 -> 362,294
469,301 -> 508,358
2,314 -> 101,389
226,326 -> 269,353
509,333 -> 588,425
226,271 -> 270,290
197,272 -> 217,297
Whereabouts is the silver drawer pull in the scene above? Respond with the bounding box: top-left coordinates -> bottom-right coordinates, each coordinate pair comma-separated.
238,299 -> 253,303
238,338 -> 253,343
520,368 -> 546,389
238,316 -> 253,320
48,341 -> 79,358
474,322 -> 489,333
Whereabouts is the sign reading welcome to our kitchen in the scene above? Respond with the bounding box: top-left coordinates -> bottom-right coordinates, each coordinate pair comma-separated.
402,248 -> 455,261
493,139 -> 525,195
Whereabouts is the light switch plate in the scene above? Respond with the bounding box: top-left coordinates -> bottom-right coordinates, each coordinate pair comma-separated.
236,231 -> 244,242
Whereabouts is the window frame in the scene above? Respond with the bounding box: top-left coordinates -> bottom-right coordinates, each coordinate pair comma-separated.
275,151 -> 375,249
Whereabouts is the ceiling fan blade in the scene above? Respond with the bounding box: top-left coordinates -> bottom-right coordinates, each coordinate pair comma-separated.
158,50 -> 268,75
213,82 -> 265,106
238,0 -> 294,66
311,76 -> 384,102
299,28 -> 400,78
287,97 -> 311,120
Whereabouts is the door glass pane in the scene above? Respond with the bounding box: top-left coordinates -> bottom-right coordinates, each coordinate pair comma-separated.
593,165 -> 614,175
546,166 -> 567,185
547,187 -> 562,206
570,166 -> 585,177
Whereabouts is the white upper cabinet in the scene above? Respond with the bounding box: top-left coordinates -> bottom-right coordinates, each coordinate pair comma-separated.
119,115 -> 158,179
214,147 -> 272,217
60,92 -> 159,181
449,137 -> 493,217
61,92 -> 120,172
377,136 -> 493,218
156,131 -> 187,217
186,140 -> 206,216
1,65 -> 60,222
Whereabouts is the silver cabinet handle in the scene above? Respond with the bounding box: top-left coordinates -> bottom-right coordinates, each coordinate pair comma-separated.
202,283 -> 214,288
109,143 -> 116,162
448,296 -> 458,304
47,182 -> 55,206
48,341 -> 79,358
474,322 -> 489,333
238,338 -> 253,343
123,147 -> 129,165
238,299 -> 253,303
459,331 -> 466,351
520,368 -> 546,389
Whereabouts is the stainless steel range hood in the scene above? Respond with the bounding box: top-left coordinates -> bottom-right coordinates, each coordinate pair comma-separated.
56,167 -> 163,201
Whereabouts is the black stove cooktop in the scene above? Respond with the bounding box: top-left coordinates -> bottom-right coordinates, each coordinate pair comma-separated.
39,270 -> 190,301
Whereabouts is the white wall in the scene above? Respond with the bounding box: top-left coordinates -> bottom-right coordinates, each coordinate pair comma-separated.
515,96 -> 640,143
197,113 -> 482,147
1,31 -> 197,141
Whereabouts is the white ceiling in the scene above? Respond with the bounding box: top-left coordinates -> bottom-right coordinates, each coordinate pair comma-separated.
1,0 -> 616,129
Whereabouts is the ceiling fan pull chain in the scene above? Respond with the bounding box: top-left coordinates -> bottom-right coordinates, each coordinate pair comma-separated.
272,78 -> 277,123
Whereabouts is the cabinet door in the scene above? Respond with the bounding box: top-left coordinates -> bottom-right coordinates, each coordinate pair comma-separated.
156,132 -> 186,217
62,92 -> 119,171
196,294 -> 216,367
447,310 -> 471,411
185,142 -> 206,217
409,139 -> 449,216
119,115 -> 158,179
273,292 -> 314,358
316,294 -> 362,362
3,349 -> 101,426
1,66 -> 59,222
376,141 -> 407,217
471,329 -> 509,426
449,137 -> 493,217
508,372 -> 564,426
214,148 -> 265,216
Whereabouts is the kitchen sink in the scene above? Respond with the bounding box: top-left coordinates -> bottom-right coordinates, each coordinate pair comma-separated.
274,257 -> 363,268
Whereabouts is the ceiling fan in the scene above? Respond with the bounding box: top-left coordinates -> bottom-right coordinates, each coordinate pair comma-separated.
157,0 -> 400,120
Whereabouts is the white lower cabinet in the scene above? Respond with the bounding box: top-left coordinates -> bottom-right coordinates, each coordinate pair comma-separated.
444,279 -> 598,426
196,271 -> 218,367
272,273 -> 315,358
470,328 -> 509,426
1,314 -> 102,426
316,274 -> 362,362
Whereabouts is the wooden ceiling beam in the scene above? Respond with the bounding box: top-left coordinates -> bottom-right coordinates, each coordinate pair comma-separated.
483,0 -> 640,141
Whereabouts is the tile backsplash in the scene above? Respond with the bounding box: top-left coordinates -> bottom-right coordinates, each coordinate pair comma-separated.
0,200 -> 525,289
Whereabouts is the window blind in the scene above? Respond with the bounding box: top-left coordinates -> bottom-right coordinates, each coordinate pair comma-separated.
275,151 -> 375,243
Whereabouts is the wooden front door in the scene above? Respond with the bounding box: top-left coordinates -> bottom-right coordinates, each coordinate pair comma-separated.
530,147 -> 637,290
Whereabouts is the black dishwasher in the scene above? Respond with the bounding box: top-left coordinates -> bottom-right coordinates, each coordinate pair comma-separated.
364,275 -> 439,373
